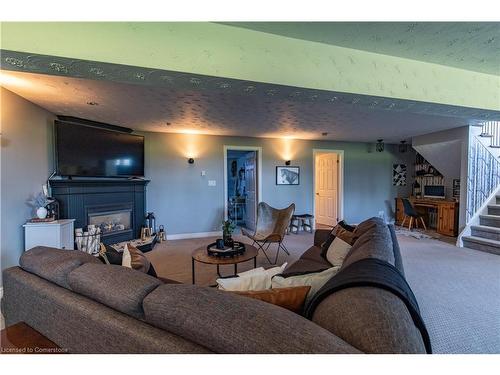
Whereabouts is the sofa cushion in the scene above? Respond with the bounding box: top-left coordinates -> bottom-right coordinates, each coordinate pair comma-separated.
341,217 -> 395,269
68,263 -> 161,319
300,246 -> 329,264
20,246 -> 101,289
143,284 -> 360,353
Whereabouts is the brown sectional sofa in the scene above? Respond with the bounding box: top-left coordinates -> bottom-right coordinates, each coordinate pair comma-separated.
1,217 -> 428,353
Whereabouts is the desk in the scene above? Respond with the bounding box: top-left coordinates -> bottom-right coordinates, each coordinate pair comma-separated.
395,197 -> 459,237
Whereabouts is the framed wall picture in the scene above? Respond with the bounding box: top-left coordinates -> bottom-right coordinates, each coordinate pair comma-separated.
393,164 -> 407,186
276,166 -> 300,185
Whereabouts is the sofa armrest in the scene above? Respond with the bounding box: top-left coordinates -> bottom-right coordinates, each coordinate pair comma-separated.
311,286 -> 427,353
314,229 -> 332,247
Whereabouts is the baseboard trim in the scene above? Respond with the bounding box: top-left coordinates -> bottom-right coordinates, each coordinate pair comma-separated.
166,231 -> 222,240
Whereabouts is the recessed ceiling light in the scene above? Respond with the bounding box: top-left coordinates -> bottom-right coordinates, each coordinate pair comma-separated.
86,101 -> 99,106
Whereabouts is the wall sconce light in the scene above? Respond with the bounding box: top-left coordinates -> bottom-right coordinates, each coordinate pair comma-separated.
399,140 -> 408,153
188,158 -> 195,164
285,160 -> 291,166
376,139 -> 385,152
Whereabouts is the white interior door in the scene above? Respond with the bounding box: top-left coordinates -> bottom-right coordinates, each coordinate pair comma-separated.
315,153 -> 338,226
244,152 -> 257,231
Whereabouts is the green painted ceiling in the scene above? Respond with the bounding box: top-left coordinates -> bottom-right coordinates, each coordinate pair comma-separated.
1,22 -> 499,112
221,22 -> 500,75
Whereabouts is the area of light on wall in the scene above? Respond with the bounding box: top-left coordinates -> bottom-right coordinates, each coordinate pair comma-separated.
0,71 -> 32,88
170,133 -> 209,159
280,137 -> 296,161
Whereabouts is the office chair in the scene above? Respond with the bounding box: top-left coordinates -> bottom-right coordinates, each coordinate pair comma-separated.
401,198 -> 427,230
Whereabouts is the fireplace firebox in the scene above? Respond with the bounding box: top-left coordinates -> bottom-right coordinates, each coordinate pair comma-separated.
88,208 -> 132,236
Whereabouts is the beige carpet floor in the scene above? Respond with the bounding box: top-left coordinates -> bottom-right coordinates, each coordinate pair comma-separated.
146,228 -> 500,354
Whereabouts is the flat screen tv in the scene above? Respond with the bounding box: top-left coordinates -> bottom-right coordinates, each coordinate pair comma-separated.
55,121 -> 144,177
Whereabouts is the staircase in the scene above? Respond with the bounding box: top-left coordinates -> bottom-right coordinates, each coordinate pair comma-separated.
478,121 -> 500,158
462,195 -> 500,255
459,121 -> 500,255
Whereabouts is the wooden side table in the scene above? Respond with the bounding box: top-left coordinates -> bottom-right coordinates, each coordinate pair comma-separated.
0,322 -> 66,354
191,245 -> 259,284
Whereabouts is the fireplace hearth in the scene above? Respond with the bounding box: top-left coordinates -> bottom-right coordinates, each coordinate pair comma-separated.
50,179 -> 149,245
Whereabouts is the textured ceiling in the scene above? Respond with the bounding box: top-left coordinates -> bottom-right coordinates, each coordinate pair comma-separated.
221,22 -> 500,75
1,69 -> 490,143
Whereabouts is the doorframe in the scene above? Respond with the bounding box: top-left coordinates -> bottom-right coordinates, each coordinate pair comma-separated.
312,149 -> 344,227
223,145 -> 263,221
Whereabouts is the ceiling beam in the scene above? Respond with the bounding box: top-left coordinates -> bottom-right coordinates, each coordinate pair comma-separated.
1,22 -> 499,111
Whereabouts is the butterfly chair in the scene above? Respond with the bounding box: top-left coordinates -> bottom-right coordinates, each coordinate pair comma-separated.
241,202 -> 295,265
401,198 -> 427,230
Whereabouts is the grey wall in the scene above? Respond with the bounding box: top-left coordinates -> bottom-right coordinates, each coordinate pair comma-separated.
1,88 -> 56,276
144,132 -> 414,235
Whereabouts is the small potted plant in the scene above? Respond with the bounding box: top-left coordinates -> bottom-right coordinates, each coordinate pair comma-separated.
222,220 -> 236,247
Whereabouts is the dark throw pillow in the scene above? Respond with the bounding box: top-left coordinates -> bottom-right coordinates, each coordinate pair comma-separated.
338,220 -> 356,232
99,243 -> 157,278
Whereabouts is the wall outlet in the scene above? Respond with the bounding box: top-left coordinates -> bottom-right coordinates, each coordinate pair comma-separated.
201,170 -> 206,176
208,180 -> 216,187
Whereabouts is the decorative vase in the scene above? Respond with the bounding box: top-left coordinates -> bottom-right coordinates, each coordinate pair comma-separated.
36,206 -> 48,219
223,233 -> 234,247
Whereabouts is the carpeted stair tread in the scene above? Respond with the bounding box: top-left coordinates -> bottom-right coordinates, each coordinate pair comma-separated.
471,225 -> 500,234
462,236 -> 500,246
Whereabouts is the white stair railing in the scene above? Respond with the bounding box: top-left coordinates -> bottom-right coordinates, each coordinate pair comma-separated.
466,135 -> 500,223
480,121 -> 500,147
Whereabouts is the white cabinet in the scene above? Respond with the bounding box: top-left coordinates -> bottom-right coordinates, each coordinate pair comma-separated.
23,219 -> 75,251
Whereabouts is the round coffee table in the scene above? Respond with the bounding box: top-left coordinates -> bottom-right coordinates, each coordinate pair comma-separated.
191,244 -> 258,284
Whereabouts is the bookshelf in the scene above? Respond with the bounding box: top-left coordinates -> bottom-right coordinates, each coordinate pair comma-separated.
413,153 -> 444,197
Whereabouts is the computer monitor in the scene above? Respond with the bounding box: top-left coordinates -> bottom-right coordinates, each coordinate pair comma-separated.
424,185 -> 445,199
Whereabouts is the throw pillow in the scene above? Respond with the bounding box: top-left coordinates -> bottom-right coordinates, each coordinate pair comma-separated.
338,220 -> 356,232
325,237 -> 352,267
233,286 -> 311,314
122,243 -> 152,274
271,266 -> 340,304
320,223 -> 356,259
99,243 -> 158,277
217,263 -> 288,291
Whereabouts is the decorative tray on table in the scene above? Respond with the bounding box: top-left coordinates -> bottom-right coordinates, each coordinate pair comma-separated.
206,241 -> 246,258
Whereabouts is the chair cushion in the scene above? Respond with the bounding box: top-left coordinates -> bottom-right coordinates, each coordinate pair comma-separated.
143,284 -> 360,353
20,246 -> 101,289
68,263 -> 161,319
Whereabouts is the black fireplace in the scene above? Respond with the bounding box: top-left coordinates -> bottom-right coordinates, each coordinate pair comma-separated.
50,179 -> 149,244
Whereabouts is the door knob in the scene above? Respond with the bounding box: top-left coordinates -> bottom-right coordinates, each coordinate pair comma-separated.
316,193 -> 319,195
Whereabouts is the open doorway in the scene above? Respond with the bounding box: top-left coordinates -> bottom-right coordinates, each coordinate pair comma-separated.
313,150 -> 344,229
223,146 -> 262,232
